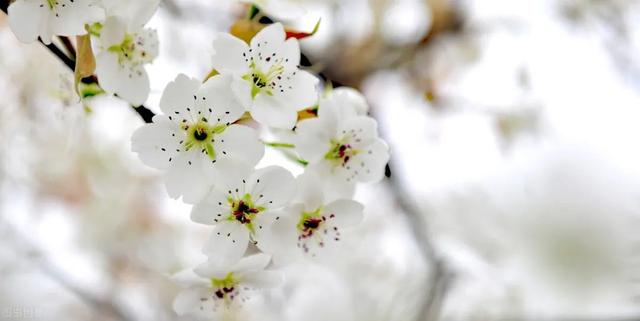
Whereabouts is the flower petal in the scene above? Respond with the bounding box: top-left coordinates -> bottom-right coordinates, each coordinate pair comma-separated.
210,157 -> 253,199
341,139 -> 390,183
251,93 -> 298,129
272,69 -> 319,110
211,32 -> 250,75
247,166 -> 296,208
231,253 -> 272,273
95,52 -> 150,106
49,0 -> 104,37
8,0 -> 49,43
203,221 -> 250,264
295,117 -> 334,162
329,87 -> 370,116
324,199 -> 364,228
214,125 -> 264,167
241,271 -> 283,289
293,171 -> 325,210
196,75 -> 246,125
338,115 -> 379,149
250,23 -> 285,52
164,151 -> 210,203
256,213 -> 300,265
173,286 -> 211,316
191,192 -> 230,225
99,16 -> 126,48
131,115 -> 183,170
159,73 -> 201,117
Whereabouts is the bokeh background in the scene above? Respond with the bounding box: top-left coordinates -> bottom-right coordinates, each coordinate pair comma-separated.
2,0 -> 640,320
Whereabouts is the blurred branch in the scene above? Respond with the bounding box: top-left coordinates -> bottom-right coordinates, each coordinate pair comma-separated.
373,119 -> 452,321
0,2 -> 156,124
0,217 -> 134,321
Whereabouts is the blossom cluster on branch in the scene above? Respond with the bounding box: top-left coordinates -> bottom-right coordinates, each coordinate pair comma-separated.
6,0 -> 389,318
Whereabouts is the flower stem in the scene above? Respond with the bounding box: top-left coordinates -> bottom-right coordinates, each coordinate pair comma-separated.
264,142 -> 296,148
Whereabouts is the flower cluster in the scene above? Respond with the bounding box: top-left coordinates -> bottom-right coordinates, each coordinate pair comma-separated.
8,0 -> 159,105
7,1 -> 389,318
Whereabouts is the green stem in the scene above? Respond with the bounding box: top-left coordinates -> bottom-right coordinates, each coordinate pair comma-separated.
264,142 -> 296,148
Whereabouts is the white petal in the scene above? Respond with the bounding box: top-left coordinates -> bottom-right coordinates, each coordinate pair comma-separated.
211,32 -> 250,75
330,87 -> 370,116
309,162 -> 356,199
251,93 -> 298,129
164,151 -> 210,203
171,268 -> 210,288
159,73 -> 201,117
196,75 -> 246,124
214,125 -> 264,167
338,116 -> 378,149
49,0 -> 104,37
231,75 -> 253,111
203,221 -> 250,264
294,117 -> 334,162
259,214 -> 300,265
343,139 -> 390,183
247,166 -> 295,208
190,192 -> 229,225
99,16 -> 126,48
210,157 -> 253,199
131,115 -> 183,170
126,0 -> 159,31
173,287 -> 210,316
324,199 -> 364,228
194,259 -> 234,279
8,0 -> 48,43
95,52 -> 150,106
273,69 -> 319,110
231,253 -> 271,273
241,271 -> 283,289
293,171 -> 325,210
250,23 -> 285,52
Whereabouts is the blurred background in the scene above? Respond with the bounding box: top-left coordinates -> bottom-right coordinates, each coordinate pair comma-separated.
2,0 -> 640,320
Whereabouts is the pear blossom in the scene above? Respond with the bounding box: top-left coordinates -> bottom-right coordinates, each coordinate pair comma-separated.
94,14 -> 158,106
211,23 -> 318,129
173,253 -> 282,319
8,0 -> 104,44
191,158 -> 295,263
99,0 -> 159,30
294,90 -> 390,193
262,171 -> 364,262
326,87 -> 370,116
131,74 -> 264,204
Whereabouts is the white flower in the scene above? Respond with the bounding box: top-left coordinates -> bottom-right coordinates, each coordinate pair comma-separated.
95,15 -> 158,106
173,253 -> 282,319
99,0 -> 159,31
238,0 -> 306,21
8,0 -> 104,44
324,87 -> 370,116
192,158 -> 295,263
131,74 -> 264,204
262,170 -> 364,262
211,23 -> 318,129
294,90 -> 390,193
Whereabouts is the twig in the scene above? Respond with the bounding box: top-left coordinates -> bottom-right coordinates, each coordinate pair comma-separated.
371,113 -> 452,321
59,35 -> 76,59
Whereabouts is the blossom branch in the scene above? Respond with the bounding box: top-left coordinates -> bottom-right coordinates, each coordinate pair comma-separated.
0,1 -> 156,124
